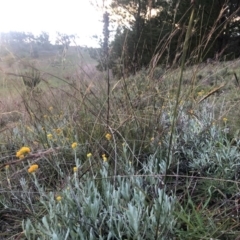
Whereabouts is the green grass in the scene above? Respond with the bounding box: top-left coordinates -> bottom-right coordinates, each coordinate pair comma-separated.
1,43 -> 240,239
0,45 -> 97,97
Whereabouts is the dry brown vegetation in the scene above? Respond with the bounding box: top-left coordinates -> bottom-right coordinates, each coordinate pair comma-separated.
1,30 -> 240,239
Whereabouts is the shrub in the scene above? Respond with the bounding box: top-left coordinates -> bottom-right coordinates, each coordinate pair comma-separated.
23,157 -> 175,240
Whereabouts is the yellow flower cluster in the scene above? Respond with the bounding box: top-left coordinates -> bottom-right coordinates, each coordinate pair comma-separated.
223,117 -> 228,123
28,164 -> 39,173
87,153 -> 92,158
56,196 -> 62,201
71,142 -> 78,149
102,154 -> 108,162
73,166 -> 78,172
105,133 -> 112,141
47,134 -> 53,139
197,90 -> 205,97
16,147 -> 31,159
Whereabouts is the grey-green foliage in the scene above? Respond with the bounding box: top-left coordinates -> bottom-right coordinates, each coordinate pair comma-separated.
169,100 -> 240,178
23,158 -> 175,240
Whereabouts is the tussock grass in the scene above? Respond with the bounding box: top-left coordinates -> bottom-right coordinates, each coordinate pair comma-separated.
1,10 -> 240,240
0,52 -> 240,238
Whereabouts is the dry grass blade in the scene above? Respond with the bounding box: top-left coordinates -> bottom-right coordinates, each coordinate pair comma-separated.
198,82 -> 225,104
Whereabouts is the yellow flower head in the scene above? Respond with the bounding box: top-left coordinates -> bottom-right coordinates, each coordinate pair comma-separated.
105,133 -> 112,141
5,165 -> 9,170
28,164 -> 39,173
197,90 -> 204,97
71,142 -> 78,149
20,147 -> 30,154
16,146 -> 31,158
47,134 -> 53,139
49,106 -> 53,111
223,117 -> 228,123
102,154 -> 108,162
56,196 -> 62,202
87,153 -> 92,158
16,151 -> 21,158
73,166 -> 78,172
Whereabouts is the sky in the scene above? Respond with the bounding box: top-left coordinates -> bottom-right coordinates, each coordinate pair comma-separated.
0,0 -> 106,47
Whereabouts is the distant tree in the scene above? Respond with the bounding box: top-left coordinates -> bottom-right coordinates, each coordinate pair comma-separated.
36,32 -> 50,48
105,0 -> 240,76
55,33 -> 75,67
96,11 -> 112,72
104,0 -> 174,74
109,0 -> 167,73
170,0 -> 240,61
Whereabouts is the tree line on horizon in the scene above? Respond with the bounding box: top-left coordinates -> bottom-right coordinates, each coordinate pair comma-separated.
0,31 -> 77,59
95,0 -> 240,76
1,0 -> 240,77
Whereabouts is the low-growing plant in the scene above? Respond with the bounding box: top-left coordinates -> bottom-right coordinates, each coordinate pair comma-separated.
1,2 -> 240,238
22,66 -> 42,90
22,156 -> 175,240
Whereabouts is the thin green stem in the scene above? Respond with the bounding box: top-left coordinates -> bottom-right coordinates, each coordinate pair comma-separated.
166,4 -> 195,177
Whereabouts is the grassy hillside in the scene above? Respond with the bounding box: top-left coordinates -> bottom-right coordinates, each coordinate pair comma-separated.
0,44 -> 97,94
1,41 -> 240,239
